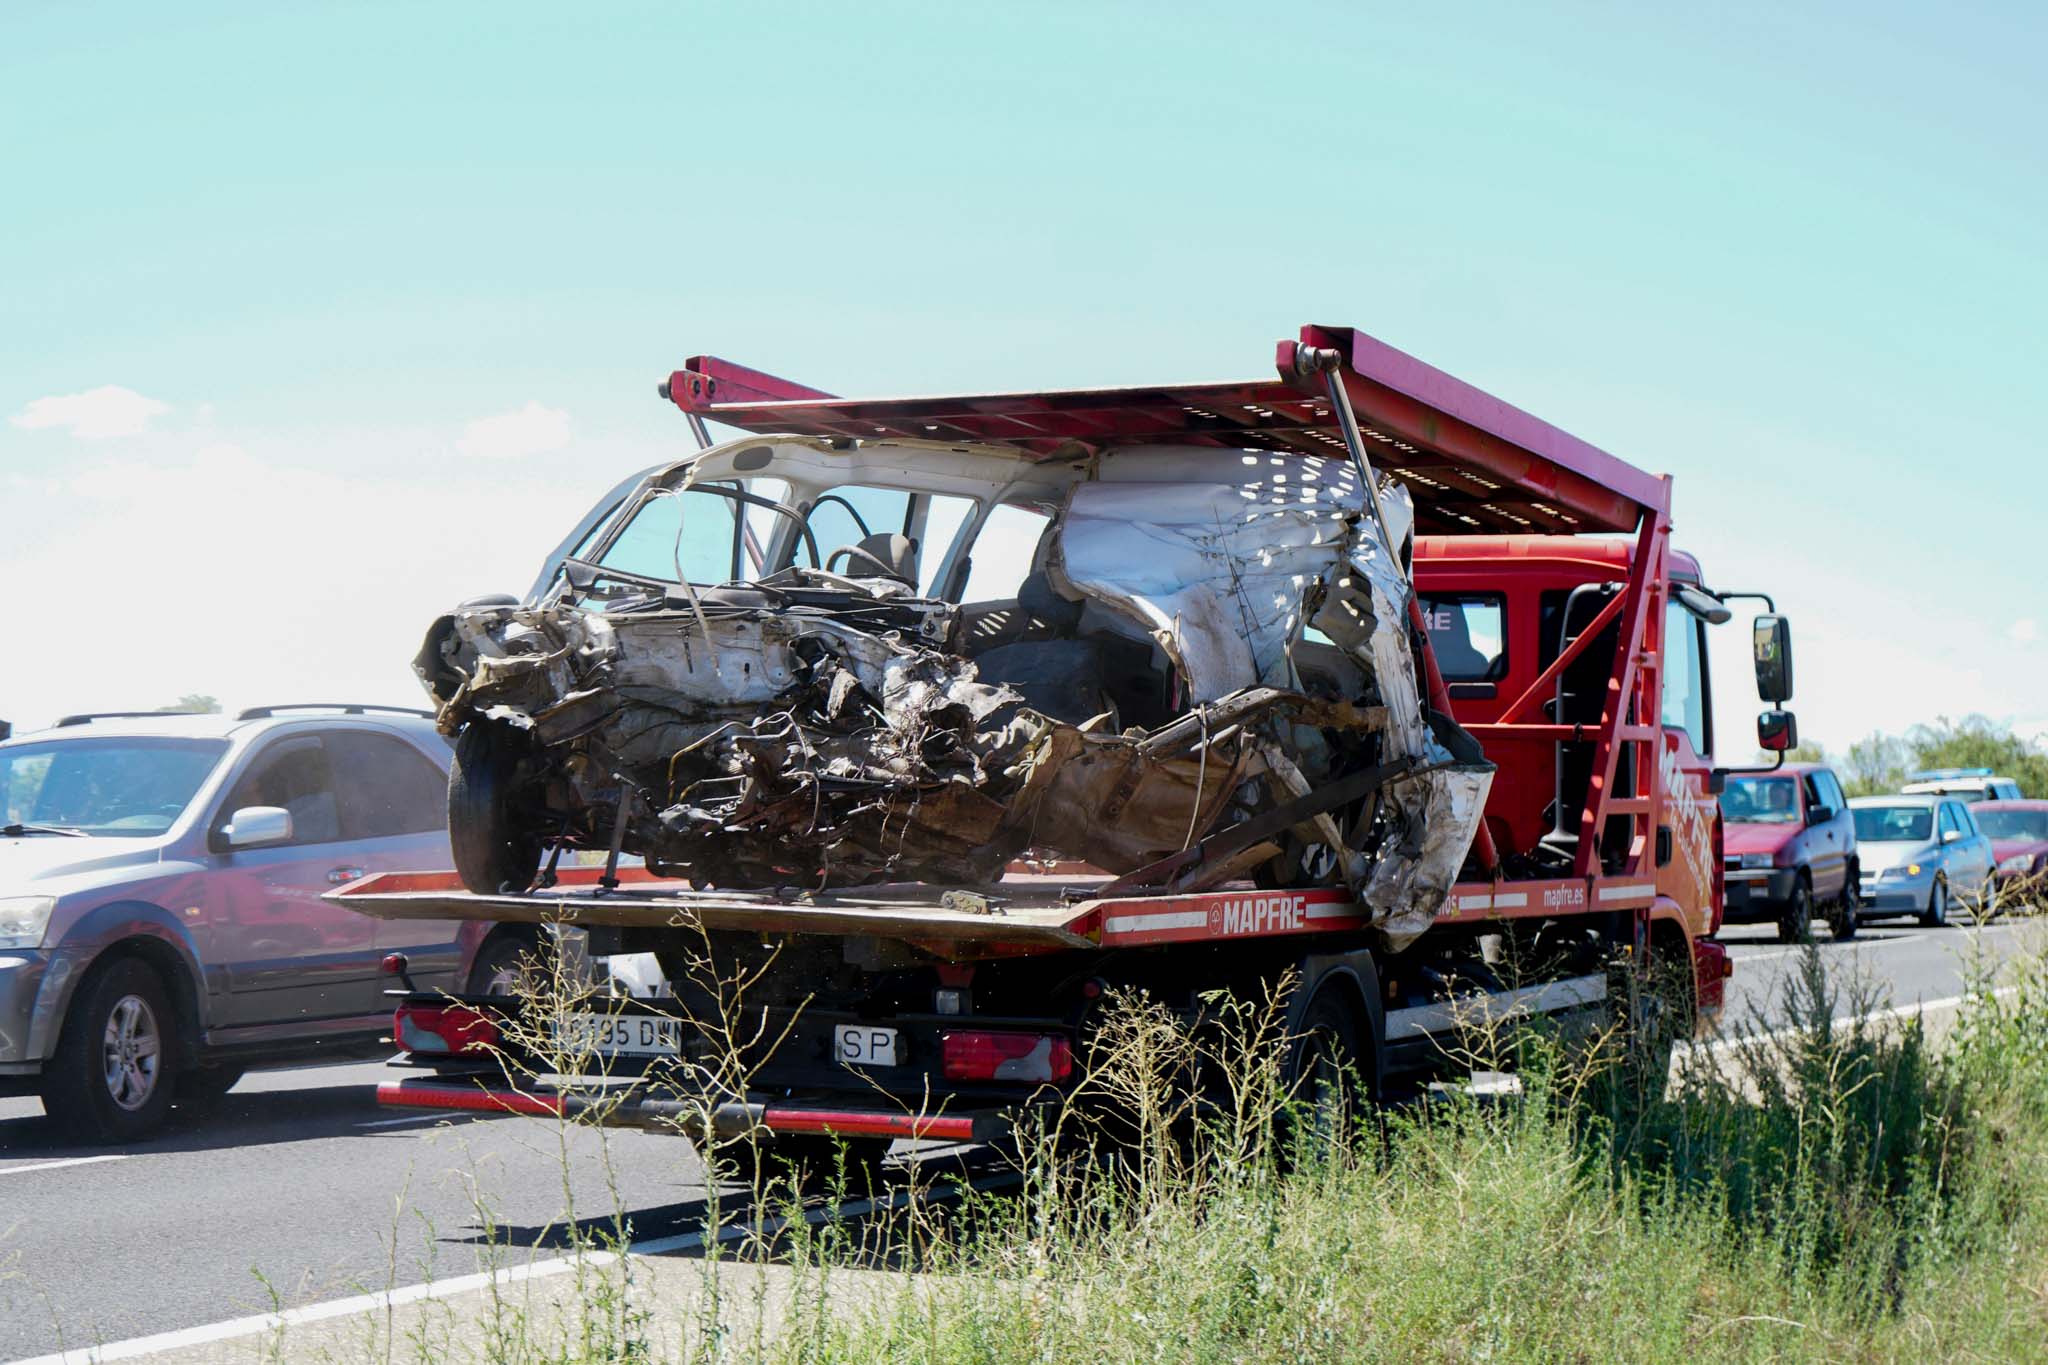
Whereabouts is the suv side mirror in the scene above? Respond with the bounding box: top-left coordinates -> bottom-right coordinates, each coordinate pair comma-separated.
223,806 -> 293,850
1757,709 -> 1798,753
1753,614 -> 1794,703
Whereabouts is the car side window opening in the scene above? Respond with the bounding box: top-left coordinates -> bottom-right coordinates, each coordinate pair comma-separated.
1417,594 -> 1506,681
1660,599 -> 1708,753
959,504 -> 1055,604
1821,771 -> 1848,809
1802,773 -> 1824,813
1937,803 -> 1960,840
324,732 -> 447,839
219,738 -> 341,846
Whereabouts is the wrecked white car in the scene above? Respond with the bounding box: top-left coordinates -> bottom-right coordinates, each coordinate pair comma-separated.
415,435 -> 1493,947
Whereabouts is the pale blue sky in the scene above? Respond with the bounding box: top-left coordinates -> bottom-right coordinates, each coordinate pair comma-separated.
3,2 -> 2042,754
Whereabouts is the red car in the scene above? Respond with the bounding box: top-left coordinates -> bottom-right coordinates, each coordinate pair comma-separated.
1718,762 -> 1860,940
1971,798 -> 2048,893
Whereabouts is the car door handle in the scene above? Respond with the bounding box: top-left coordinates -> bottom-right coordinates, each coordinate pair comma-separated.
327,866 -> 367,886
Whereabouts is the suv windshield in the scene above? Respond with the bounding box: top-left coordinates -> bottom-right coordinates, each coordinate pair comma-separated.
1,738 -> 228,837
1720,775 -> 1799,824
1972,808 -> 2048,840
1852,805 -> 1933,843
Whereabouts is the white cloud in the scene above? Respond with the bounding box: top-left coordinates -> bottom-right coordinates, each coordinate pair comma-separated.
456,400 -> 572,460
9,385 -> 171,439
2008,617 -> 2039,645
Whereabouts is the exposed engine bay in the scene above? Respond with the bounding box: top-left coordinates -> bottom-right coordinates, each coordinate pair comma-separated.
416,439 -> 1493,949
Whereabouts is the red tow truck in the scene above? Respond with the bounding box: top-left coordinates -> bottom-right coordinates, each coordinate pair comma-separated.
335,323 -> 1798,1162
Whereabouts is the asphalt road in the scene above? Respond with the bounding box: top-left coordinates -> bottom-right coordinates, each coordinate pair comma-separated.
1,917 -> 2040,1362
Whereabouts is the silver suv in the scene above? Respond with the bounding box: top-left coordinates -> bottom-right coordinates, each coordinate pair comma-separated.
0,705 -> 495,1142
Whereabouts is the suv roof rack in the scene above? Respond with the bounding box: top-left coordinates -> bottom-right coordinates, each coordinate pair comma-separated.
233,703 -> 435,721
55,710 -> 202,727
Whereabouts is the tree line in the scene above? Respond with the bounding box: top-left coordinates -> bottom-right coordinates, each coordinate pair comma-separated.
1784,715 -> 2048,799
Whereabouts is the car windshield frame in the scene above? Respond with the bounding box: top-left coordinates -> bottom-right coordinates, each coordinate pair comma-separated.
1719,775 -> 1800,824
1,736 -> 230,839
1971,808 -> 2048,841
561,481 -> 819,605
1852,804 -> 1934,844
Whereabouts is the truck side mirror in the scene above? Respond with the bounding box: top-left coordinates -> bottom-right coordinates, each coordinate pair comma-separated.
1757,709 -> 1798,753
1753,614 -> 1794,703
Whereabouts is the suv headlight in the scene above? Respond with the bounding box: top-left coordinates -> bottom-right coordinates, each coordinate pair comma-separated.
0,897 -> 57,950
1739,853 -> 1774,870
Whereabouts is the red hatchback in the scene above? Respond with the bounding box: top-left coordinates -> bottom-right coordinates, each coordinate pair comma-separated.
1970,799 -> 2048,898
1718,763 -> 1860,941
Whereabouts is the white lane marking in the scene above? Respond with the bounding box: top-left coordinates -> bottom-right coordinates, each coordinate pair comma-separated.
1103,910 -> 1208,935
1694,986 -> 2020,1058
354,1111 -> 465,1130
0,1155 -> 129,1178
10,1170 -> 1023,1365
1732,933 -> 1927,966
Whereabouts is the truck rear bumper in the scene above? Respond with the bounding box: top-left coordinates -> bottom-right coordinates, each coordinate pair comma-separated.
375,1077 -> 1008,1144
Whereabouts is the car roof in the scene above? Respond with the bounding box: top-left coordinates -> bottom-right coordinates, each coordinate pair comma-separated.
1,706 -> 441,747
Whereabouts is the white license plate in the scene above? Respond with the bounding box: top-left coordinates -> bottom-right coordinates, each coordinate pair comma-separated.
835,1024 -> 899,1068
556,1012 -> 682,1058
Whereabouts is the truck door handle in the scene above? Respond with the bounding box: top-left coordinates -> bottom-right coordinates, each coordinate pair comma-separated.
327,866 -> 367,886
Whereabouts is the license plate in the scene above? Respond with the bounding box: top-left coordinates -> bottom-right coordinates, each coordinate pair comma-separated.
836,1024 -> 899,1068
555,1012 -> 682,1058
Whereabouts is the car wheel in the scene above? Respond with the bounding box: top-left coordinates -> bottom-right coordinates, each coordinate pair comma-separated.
449,721 -> 544,895
1776,876 -> 1813,943
1920,878 -> 1949,928
1829,868 -> 1859,941
1280,985 -> 1368,1161
41,957 -> 179,1144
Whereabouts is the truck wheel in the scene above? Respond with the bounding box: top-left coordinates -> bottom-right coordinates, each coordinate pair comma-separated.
1920,878 -> 1950,928
41,958 -> 179,1144
1281,986 -> 1365,1158
1775,876 -> 1813,944
449,721 -> 544,895
466,929 -> 550,997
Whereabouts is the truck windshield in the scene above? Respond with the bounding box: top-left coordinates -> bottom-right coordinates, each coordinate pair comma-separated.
1972,808 -> 2048,840
1,738 -> 228,838
1720,775 -> 1798,824
1852,805 -> 1934,843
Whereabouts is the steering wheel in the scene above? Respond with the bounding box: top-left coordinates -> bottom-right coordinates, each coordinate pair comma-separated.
826,544 -> 912,583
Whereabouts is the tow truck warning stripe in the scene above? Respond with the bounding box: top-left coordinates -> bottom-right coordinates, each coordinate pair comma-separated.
1454,890 -> 1534,910
1102,910 -> 1210,935
1597,883 -> 1656,902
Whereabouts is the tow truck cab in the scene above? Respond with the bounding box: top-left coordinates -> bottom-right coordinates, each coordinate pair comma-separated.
1413,537 -> 1724,946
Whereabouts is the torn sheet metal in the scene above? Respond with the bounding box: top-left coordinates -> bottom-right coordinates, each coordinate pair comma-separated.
418,440 -> 1489,950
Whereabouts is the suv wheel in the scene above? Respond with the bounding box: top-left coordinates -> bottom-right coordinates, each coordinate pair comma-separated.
1776,875 -> 1813,944
449,721 -> 544,895
42,957 -> 179,1143
1829,868 -> 1860,941
1921,878 -> 1950,928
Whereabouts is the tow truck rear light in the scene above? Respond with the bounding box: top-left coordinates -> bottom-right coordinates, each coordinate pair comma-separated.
394,1003 -> 500,1055
941,1030 -> 1072,1084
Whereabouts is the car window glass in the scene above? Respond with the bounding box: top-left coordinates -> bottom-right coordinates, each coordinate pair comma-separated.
1823,772 -> 1848,808
598,486 -> 747,586
324,732 -> 447,839
959,504 -> 1054,604
1418,594 -> 1506,681
1937,804 -> 1959,837
2,738 -> 227,838
918,495 -> 976,597
806,486 -> 913,575
1801,774 -> 1823,811
219,738 -> 341,846
1853,805 -> 1931,842
1955,805 -> 1981,838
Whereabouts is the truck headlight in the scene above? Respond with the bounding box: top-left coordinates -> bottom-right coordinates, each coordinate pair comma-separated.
1739,853 -> 1774,870
0,897 -> 57,950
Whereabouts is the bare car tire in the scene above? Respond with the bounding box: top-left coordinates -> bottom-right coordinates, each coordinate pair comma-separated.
449,721 -> 544,895
42,957 -> 179,1144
